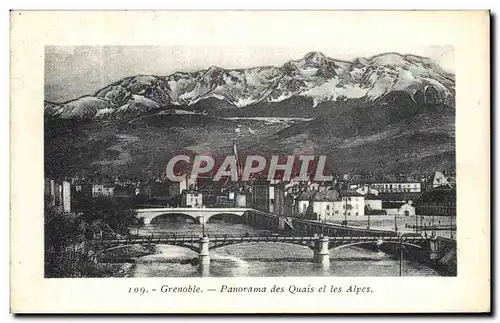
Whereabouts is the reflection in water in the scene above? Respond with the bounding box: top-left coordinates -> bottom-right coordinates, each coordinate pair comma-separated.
127,221 -> 439,277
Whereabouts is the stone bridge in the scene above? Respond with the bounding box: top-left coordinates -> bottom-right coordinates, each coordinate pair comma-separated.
135,207 -> 252,225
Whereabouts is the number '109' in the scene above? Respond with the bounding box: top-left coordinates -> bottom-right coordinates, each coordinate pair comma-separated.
128,287 -> 147,295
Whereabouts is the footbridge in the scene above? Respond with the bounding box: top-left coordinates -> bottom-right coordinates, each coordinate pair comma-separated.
90,233 -> 433,267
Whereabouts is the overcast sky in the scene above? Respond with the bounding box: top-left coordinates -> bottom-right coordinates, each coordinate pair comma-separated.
45,45 -> 454,103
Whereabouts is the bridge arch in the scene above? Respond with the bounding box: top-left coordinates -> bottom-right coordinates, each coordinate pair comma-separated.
206,212 -> 246,224
135,208 -> 250,225
208,240 -> 314,252
148,213 -> 197,225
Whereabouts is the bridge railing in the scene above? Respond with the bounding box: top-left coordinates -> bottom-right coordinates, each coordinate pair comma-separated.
93,233 -> 430,246
124,229 -> 406,241
290,218 -> 401,238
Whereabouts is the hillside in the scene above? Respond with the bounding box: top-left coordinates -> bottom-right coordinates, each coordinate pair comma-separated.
248,92 -> 455,174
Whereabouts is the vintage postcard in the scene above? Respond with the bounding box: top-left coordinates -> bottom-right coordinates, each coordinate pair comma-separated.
10,11 -> 490,313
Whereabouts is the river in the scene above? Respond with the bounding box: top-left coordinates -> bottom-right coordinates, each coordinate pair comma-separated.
126,219 -> 439,277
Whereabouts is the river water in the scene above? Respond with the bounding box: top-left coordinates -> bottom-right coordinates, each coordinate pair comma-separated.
127,220 -> 439,277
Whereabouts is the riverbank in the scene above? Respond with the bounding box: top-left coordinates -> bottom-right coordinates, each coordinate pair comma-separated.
96,244 -> 160,277
93,262 -> 135,277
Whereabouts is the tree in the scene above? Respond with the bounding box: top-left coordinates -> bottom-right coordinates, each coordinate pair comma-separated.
305,203 -> 316,220
83,196 -> 137,235
44,194 -> 138,277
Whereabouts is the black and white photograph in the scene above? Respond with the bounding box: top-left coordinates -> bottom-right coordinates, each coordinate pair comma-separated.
44,45 -> 457,278
9,9 -> 491,314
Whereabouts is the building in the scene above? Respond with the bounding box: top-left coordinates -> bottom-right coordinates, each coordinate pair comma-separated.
215,195 -> 232,207
114,185 -> 137,199
443,170 -> 456,187
377,192 -> 421,204
213,187 -> 248,208
234,190 -> 247,208
307,181 -> 332,193
270,183 -> 285,215
139,182 -> 151,199
382,201 -> 416,216
369,182 -> 422,193
425,171 -> 451,191
179,175 -> 198,194
197,177 -> 224,207
295,190 -> 339,221
284,180 -> 307,196
139,181 -> 180,202
103,185 -> 115,197
295,190 -> 316,216
149,182 -> 170,201
295,189 -> 366,220
249,180 -> 271,212
364,194 -> 383,212
180,189 -> 203,208
75,183 -> 93,200
356,185 -> 379,196
284,194 -> 297,217
91,184 -> 114,197
338,190 -> 365,217
310,190 -> 340,222
415,189 -> 456,217
45,178 -> 71,213
61,181 -> 71,213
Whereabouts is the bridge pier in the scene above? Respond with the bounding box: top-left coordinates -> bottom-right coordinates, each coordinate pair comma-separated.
198,236 -> 210,266
195,216 -> 206,225
198,263 -> 210,277
428,238 -> 440,262
313,236 -> 330,264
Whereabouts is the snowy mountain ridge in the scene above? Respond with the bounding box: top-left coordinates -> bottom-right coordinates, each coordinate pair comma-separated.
45,51 -> 455,119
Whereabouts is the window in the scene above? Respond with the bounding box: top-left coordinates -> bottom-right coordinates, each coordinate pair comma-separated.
356,212 -> 359,216
326,205 -> 330,210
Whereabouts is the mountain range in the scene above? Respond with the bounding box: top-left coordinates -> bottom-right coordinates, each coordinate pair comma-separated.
44,51 -> 455,179
45,52 -> 454,119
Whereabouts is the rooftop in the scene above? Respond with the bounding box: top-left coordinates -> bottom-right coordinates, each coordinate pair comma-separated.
340,190 -> 363,197
378,192 -> 421,201
313,190 -> 340,202
382,201 -> 406,209
297,190 -> 317,201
